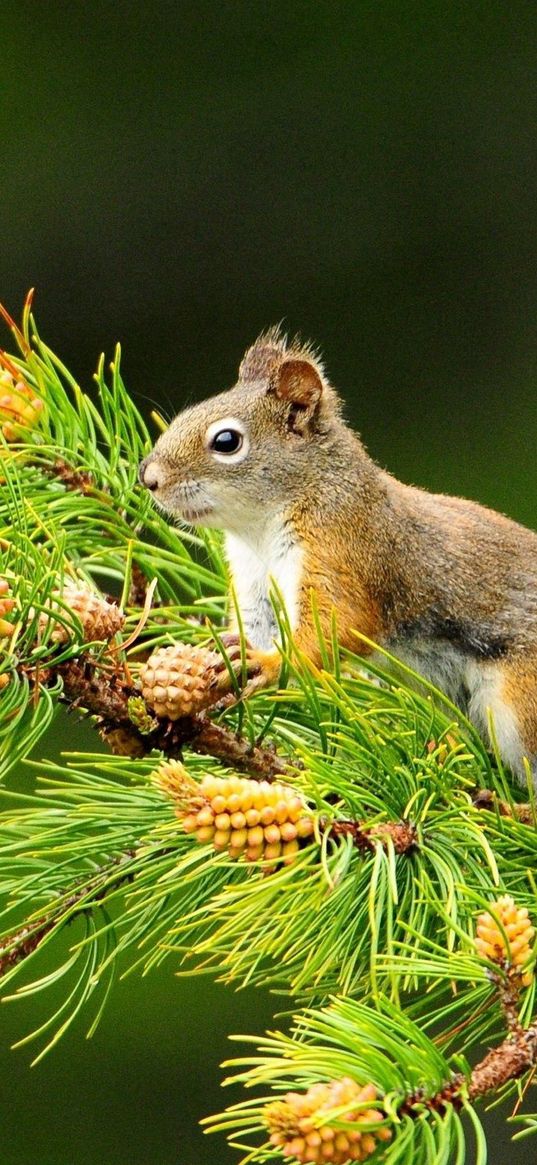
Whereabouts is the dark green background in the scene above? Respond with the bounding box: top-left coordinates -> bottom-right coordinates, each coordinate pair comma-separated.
2,2 -> 537,1162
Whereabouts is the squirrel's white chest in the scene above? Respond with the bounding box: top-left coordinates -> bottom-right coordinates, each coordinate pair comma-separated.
224,523 -> 303,651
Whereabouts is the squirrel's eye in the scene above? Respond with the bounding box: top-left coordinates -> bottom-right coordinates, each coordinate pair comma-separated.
205,417 -> 249,462
210,428 -> 243,455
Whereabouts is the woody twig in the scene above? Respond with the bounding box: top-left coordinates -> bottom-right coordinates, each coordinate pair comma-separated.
329,818 -> 418,855
0,848 -> 139,978
55,657 -> 290,780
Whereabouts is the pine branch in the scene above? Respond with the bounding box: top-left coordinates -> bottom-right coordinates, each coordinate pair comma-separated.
43,457 -> 96,494
187,714 -> 290,778
55,657 -> 290,777
0,847 -> 139,977
473,787 -> 536,826
408,1014 -> 537,1109
468,1022 -> 537,1097
58,658 -> 135,724
329,817 -> 418,854
1,300 -> 536,1161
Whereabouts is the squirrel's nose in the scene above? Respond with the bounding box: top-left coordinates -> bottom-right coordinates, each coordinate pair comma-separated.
139,456 -> 164,491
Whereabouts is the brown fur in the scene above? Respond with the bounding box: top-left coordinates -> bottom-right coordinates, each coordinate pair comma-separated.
502,656 -> 537,758
141,329 -> 537,785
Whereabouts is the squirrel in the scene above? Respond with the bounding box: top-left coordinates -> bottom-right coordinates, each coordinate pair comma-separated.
139,326 -> 537,787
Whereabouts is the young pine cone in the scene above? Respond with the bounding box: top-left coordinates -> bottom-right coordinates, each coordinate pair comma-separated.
158,762 -> 315,867
139,642 -> 224,719
99,725 -> 145,759
265,1077 -> 391,1164
39,581 -> 124,645
475,895 -> 535,986
0,577 -> 15,636
0,578 -> 15,619
0,370 -> 44,441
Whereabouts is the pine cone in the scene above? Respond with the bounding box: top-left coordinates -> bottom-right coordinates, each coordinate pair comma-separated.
0,577 -> 15,636
158,763 -> 315,867
99,725 -> 145,758
0,370 -> 43,441
38,581 -> 124,644
265,1077 -> 391,1164
139,642 -> 223,719
475,895 -> 535,986
0,578 -> 15,619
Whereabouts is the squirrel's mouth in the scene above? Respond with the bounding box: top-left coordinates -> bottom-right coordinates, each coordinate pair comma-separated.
179,504 -> 214,523
172,482 -> 216,525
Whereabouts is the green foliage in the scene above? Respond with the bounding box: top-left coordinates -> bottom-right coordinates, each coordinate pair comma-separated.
207,997 -> 483,1165
0,303 -> 535,1163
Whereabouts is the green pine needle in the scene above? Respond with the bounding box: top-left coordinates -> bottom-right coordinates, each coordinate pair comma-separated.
0,303 -> 535,1160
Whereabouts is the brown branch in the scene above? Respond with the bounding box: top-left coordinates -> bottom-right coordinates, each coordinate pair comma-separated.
404,1078 -> 465,1116
473,789 -> 535,827
0,916 -> 53,975
494,968 -> 525,1036
128,562 -> 148,608
60,658 -> 136,723
0,848 -> 138,978
404,948 -> 537,1117
22,455 -> 99,495
404,1017 -> 537,1119
329,818 -> 418,855
462,965 -> 536,1096
187,715 -> 290,778
55,658 -> 291,780
468,1022 -> 537,1098
50,458 -> 96,494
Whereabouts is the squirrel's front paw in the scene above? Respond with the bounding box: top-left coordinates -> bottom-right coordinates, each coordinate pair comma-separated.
215,633 -> 281,700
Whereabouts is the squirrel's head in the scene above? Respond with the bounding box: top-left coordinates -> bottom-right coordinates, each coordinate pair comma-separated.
139,328 -> 341,531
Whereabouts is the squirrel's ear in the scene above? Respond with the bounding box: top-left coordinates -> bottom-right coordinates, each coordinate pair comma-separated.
271,358 -> 323,434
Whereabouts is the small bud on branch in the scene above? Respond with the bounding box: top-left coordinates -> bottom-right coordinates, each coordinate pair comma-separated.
328,818 -> 418,855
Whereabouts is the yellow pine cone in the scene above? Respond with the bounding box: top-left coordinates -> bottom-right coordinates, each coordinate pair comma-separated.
139,641 -> 223,719
38,581 -> 124,644
265,1077 -> 391,1164
0,370 -> 44,441
0,577 -> 16,636
158,762 -> 315,867
475,895 -> 535,986
155,759 -> 206,813
0,578 -> 15,620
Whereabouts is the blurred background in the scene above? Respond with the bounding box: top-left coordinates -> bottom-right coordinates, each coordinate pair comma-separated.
2,1 -> 537,1161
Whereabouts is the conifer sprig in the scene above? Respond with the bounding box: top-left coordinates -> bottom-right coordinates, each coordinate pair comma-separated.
206,994 -> 537,1164
0,299 -> 535,1160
